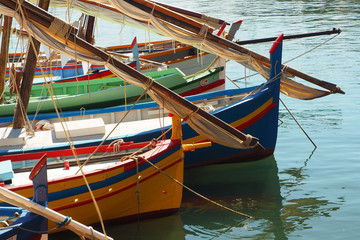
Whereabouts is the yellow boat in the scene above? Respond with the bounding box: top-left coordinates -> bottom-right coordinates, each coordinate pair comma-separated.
1,116 -> 185,231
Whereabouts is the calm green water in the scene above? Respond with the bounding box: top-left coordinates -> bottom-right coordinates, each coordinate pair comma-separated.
49,0 -> 359,239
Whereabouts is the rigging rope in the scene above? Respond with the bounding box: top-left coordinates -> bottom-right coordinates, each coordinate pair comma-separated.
12,1 -> 109,237
231,32 -> 340,84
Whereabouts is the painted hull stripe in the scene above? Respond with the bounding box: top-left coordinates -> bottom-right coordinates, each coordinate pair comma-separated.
3,143 -> 181,206
54,157 -> 182,211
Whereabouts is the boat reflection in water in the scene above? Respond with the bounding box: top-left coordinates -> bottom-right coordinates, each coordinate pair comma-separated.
180,153 -> 341,239
51,154 -> 341,239
180,155 -> 285,240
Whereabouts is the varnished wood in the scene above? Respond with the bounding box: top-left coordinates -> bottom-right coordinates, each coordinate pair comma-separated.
13,0 -> 51,129
0,16 -> 12,104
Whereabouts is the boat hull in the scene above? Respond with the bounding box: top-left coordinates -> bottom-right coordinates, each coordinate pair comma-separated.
3,140 -> 184,229
126,81 -> 280,167
1,67 -> 223,117
0,78 -> 279,169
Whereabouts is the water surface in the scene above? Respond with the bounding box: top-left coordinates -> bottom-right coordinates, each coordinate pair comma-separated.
45,0 -> 359,239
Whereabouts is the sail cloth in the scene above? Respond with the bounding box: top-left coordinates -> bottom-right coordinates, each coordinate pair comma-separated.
105,0 -> 333,100
29,0 -> 224,31
0,1 -> 261,149
39,0 -> 331,100
26,0 -> 333,100
33,0 -> 166,36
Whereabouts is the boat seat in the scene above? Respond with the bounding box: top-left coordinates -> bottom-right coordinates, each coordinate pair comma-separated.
0,127 -> 26,147
0,160 -> 14,184
54,118 -> 106,139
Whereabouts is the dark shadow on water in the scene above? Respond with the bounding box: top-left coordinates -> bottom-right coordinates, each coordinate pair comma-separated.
49,154 -> 341,240
179,152 -> 341,239
180,155 -> 287,240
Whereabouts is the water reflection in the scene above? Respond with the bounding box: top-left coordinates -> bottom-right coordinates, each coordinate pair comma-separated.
180,156 -> 286,239
180,153 -> 341,240
50,154 -> 342,240
278,151 -> 341,235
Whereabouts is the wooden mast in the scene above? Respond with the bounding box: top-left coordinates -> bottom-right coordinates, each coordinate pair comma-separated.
13,0 -> 50,129
84,15 -> 95,44
0,15 -> 12,104
123,0 -> 344,94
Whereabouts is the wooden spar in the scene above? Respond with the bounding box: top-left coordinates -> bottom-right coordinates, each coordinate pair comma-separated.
66,34 -> 263,150
123,0 -> 344,94
0,0 -> 263,149
149,0 -> 228,27
123,0 -> 214,34
13,0 -> 50,129
236,28 -> 342,45
0,187 -> 113,240
84,15 -> 95,44
0,15 -> 12,104
1,0 -> 52,27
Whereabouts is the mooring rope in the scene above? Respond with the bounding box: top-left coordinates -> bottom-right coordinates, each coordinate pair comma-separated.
280,97 -> 317,148
133,154 -> 253,218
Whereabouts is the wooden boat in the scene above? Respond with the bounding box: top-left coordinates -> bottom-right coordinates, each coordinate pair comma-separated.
0,80 -> 280,168
0,157 -> 48,239
0,33 -> 283,168
0,155 -> 111,239
5,39 -> 219,82
5,56 -> 103,80
0,31 -> 284,171
0,115 -> 187,231
0,0 -> 267,171
1,66 -> 224,117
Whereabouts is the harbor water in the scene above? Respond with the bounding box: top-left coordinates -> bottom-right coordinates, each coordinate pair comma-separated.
45,0 -> 359,239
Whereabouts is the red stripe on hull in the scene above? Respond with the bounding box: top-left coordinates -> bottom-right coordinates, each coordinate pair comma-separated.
53,158 -> 182,212
181,79 -> 225,97
236,102 -> 278,131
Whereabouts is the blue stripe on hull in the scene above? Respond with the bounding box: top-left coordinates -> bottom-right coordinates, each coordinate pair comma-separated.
0,81 -> 279,168
0,143 -> 181,207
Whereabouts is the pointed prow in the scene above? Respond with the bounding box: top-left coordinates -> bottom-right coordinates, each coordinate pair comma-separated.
29,154 -> 48,207
269,33 -> 284,82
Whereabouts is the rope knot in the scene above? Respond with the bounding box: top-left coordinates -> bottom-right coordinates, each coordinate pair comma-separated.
48,17 -> 72,39
56,216 -> 72,229
110,139 -> 124,153
198,24 -> 209,38
242,134 -> 254,148
145,77 -> 154,90
150,138 -> 157,148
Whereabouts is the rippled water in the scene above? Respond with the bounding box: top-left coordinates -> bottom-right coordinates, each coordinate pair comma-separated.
47,0 -> 359,239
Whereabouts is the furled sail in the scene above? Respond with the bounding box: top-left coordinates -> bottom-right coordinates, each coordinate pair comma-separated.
27,0 -> 343,99
105,0 -> 344,98
28,0 -> 225,34
0,0 -> 262,149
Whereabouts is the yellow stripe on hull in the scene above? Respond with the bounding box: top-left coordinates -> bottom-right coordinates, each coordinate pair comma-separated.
8,144 -> 184,231
183,97 -> 274,144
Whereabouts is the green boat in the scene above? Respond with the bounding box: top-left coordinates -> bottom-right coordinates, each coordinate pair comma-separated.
1,67 -> 224,117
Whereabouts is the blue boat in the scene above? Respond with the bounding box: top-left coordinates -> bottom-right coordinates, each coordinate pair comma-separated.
0,35 -> 283,169
0,155 -> 48,239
